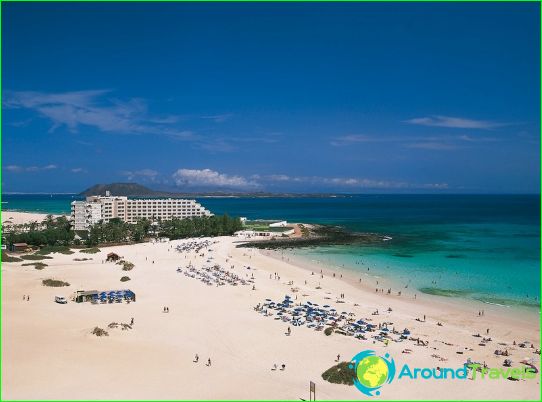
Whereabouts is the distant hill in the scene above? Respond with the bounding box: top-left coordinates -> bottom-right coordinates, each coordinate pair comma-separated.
80,183 -> 163,197
80,182 -> 346,198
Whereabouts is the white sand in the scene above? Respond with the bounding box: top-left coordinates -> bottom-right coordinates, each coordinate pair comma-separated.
2,211 -> 66,226
2,236 -> 540,400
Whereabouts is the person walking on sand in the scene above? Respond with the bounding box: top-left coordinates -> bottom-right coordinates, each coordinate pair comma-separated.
336,354 -> 340,362
194,354 -> 199,363
207,358 -> 211,367
130,317 -> 134,326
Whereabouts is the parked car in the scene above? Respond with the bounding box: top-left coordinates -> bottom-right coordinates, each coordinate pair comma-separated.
55,296 -> 67,304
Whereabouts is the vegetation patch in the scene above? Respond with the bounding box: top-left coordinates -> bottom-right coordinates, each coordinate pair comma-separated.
22,262 -> 48,270
2,251 -> 22,262
42,278 -> 70,287
120,276 -> 131,282
322,362 -> 355,386
21,254 -> 53,261
91,327 -> 109,337
80,247 -> 100,254
108,322 -> 132,330
324,327 -> 334,336
36,245 -> 74,255
117,260 -> 134,271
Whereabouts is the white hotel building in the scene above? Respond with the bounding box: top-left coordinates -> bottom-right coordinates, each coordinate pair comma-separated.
71,194 -> 212,231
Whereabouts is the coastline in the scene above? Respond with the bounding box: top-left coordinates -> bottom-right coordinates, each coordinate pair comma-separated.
260,247 -> 540,327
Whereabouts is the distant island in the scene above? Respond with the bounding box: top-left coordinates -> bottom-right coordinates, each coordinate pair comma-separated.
79,182 -> 347,198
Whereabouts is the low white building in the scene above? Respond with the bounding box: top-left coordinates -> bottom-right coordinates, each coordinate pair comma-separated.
269,220 -> 288,227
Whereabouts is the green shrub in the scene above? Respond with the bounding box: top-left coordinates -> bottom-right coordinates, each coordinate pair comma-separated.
91,327 -> 109,337
22,262 -> 48,270
36,245 -> 74,255
120,276 -> 131,282
20,254 -> 53,261
42,278 -> 70,287
2,251 -> 22,262
80,247 -> 100,254
324,327 -> 334,336
322,362 -> 355,385
121,261 -> 134,271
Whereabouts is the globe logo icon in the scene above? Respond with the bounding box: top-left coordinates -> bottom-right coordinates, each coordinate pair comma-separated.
350,350 -> 396,396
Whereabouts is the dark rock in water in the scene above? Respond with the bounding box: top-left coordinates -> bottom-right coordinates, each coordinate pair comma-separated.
236,224 -> 383,250
446,254 -> 465,259
393,253 -> 414,258
419,287 -> 471,297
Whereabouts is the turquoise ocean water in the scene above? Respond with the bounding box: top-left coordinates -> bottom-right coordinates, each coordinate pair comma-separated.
2,194 -> 540,309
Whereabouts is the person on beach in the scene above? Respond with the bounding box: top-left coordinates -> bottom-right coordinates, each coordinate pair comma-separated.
336,354 -> 340,362
207,358 -> 211,367
130,317 -> 134,326
194,354 -> 199,363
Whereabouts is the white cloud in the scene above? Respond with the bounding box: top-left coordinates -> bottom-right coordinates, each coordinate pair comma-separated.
4,164 -> 58,173
404,115 -> 504,129
172,168 -> 259,189
330,134 -> 392,146
406,142 -> 458,150
200,114 -> 233,123
121,169 -> 160,182
263,174 -> 445,190
4,89 -> 194,139
71,167 -> 86,173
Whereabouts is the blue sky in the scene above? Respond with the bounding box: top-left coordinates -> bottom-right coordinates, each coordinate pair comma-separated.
2,2 -> 540,193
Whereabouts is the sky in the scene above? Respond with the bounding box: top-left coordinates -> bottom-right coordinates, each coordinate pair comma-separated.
2,2 -> 540,194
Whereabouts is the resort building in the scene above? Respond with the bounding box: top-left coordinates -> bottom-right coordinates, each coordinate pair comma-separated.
70,194 -> 212,231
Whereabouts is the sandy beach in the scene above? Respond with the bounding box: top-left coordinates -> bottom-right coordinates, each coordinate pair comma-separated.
2,211 -> 66,226
1,227 -> 540,400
